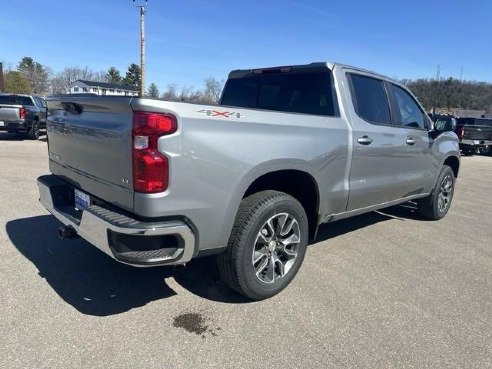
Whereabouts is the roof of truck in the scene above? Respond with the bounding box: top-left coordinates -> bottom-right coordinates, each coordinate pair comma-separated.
227,61 -> 396,83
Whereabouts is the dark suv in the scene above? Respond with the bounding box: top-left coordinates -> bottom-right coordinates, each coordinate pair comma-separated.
0,94 -> 47,139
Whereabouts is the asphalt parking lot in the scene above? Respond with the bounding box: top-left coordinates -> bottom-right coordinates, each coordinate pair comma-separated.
1,132 -> 491,369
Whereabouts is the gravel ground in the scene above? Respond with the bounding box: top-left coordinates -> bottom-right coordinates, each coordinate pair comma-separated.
1,133 -> 491,368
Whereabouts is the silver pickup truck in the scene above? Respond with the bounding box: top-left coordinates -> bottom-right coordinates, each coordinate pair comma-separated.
38,62 -> 460,300
0,94 -> 47,139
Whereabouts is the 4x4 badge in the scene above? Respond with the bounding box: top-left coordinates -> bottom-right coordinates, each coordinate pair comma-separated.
197,109 -> 243,119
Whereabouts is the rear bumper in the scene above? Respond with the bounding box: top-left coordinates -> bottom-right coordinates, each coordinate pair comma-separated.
37,174 -> 196,267
460,139 -> 492,148
0,120 -> 27,132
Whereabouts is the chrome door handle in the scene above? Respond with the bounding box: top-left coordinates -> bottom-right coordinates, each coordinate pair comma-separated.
357,136 -> 373,145
406,137 -> 416,145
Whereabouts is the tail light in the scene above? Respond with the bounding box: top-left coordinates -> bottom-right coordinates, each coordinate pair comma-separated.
132,111 -> 177,193
456,125 -> 464,139
19,107 -> 26,120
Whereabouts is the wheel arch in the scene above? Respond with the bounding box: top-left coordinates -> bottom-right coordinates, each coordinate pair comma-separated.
444,155 -> 460,178
240,166 -> 320,241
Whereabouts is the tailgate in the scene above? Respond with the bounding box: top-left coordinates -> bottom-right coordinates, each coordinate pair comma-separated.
47,96 -> 135,212
464,126 -> 492,140
0,104 -> 21,121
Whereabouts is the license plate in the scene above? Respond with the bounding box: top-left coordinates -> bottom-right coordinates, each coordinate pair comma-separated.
474,140 -> 480,144
74,189 -> 90,211
0,121 -> 4,127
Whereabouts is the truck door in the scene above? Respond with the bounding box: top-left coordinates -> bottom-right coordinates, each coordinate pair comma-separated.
343,71 -> 407,210
385,82 -> 436,197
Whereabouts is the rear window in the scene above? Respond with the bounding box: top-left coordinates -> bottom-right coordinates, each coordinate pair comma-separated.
0,95 -> 34,106
221,71 -> 339,116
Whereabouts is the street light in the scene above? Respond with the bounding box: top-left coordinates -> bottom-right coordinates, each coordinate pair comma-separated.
133,0 -> 147,96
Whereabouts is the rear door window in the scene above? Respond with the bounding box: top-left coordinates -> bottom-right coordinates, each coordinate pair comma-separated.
221,71 -> 339,117
348,74 -> 392,125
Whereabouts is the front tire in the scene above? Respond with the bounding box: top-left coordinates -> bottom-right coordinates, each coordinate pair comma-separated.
217,191 -> 309,300
417,165 -> 455,220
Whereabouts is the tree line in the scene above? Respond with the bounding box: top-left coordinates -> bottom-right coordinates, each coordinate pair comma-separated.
403,78 -> 492,112
4,56 -> 491,110
1,56 -> 224,104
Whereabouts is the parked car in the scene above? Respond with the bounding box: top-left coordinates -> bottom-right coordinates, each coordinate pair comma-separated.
0,94 -> 47,139
454,117 -> 492,155
37,62 -> 460,300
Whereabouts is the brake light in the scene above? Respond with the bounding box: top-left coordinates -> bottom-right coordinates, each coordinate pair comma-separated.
456,125 -> 465,139
19,107 -> 26,120
132,111 -> 177,193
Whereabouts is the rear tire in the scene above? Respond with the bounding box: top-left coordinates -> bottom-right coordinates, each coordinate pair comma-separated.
417,165 -> 455,220
217,190 -> 309,300
27,121 -> 40,140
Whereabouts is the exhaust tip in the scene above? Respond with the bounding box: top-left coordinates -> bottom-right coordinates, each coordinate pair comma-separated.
58,225 -> 79,240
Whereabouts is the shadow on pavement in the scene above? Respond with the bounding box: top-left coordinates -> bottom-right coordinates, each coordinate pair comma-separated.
7,205 -> 421,315
0,132 -> 47,141
0,132 -> 24,141
6,215 -> 248,316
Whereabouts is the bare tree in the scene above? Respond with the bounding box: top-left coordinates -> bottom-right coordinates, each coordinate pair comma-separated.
203,77 -> 224,104
49,75 -> 68,94
161,84 -> 179,101
177,86 -> 204,102
50,66 -> 107,94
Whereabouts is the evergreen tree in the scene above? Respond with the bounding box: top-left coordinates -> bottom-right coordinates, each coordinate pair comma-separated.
17,56 -> 50,94
122,63 -> 141,93
4,71 -> 32,94
147,83 -> 159,98
106,67 -> 122,83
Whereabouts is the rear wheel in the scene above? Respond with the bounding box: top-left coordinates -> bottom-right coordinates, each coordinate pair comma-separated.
217,190 -> 309,300
417,165 -> 455,220
27,121 -> 40,140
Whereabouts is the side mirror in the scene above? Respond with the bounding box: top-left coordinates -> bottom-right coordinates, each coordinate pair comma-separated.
434,118 -> 456,132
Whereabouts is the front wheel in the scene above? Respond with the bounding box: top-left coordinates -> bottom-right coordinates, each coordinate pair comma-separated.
217,190 -> 309,300
417,165 -> 455,220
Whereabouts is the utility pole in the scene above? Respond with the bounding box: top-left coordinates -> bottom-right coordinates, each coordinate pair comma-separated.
133,0 -> 147,96
432,64 -> 441,114
0,63 -> 4,92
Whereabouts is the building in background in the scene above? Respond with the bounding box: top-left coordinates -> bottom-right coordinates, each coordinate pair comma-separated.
457,109 -> 486,118
69,80 -> 138,96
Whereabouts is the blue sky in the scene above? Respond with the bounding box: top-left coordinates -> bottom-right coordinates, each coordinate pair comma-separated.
1,0 -> 491,91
